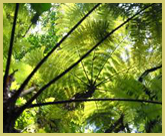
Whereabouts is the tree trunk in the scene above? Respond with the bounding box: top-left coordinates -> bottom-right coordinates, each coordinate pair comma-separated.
3,102 -> 20,133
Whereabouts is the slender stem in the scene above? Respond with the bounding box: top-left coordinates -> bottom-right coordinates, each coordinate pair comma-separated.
22,10 -> 52,38
70,72 -> 88,86
22,23 -> 32,38
95,78 -> 111,87
16,3 -> 155,116
3,3 -> 19,94
10,3 -> 101,103
95,66 -> 133,87
138,64 -> 162,99
28,98 -> 162,108
138,64 -> 162,82
93,34 -> 129,85
91,50 -> 96,82
76,48 -> 90,84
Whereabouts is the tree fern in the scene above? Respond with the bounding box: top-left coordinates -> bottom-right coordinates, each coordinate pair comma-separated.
3,3 -> 162,133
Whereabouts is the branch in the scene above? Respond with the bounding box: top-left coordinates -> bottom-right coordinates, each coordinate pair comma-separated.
20,86 -> 36,97
11,3 -> 101,103
138,64 -> 162,82
16,3 -> 155,116
28,98 -> 162,108
3,3 -> 19,95
138,64 -> 162,100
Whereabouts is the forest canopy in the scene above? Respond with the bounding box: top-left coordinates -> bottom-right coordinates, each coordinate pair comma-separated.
3,3 -> 162,133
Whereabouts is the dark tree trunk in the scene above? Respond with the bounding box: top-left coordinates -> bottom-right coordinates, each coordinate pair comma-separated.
3,101 -> 21,133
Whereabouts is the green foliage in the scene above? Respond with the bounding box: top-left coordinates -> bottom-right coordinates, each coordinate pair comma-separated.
30,3 -> 51,24
3,3 -> 162,133
30,3 -> 51,15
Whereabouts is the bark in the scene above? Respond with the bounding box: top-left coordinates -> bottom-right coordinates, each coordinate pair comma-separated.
3,102 -> 20,133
